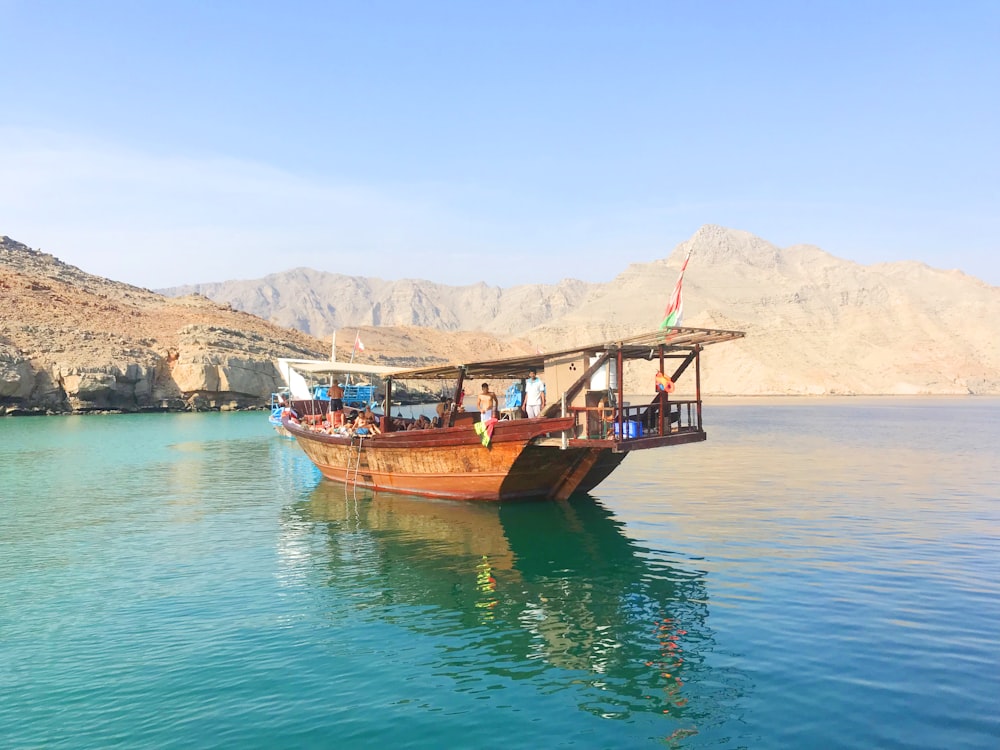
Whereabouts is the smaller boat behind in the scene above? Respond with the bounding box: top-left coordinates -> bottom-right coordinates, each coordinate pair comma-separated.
268,389 -> 294,438
269,358 -> 404,437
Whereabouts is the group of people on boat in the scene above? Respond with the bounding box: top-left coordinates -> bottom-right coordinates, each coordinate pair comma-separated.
472,368 -> 546,421
285,403 -> 451,438
283,367 -> 548,438
283,405 -> 382,437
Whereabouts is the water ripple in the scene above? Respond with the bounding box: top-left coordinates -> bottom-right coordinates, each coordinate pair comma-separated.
2,403 -> 999,748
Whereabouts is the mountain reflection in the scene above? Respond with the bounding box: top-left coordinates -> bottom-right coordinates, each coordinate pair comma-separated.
282,484 -> 729,730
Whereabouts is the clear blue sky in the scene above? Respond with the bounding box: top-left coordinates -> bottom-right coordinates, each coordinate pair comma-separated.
2,1 -> 998,288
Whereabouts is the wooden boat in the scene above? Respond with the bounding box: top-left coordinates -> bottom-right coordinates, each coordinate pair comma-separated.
283,326 -> 744,501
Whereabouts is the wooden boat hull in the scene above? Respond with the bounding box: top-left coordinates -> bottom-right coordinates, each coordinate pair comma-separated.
278,325 -> 745,501
284,416 -> 627,501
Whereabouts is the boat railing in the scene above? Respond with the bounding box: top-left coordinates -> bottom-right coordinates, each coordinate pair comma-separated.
343,384 -> 375,407
568,398 -> 702,443
289,398 -> 330,427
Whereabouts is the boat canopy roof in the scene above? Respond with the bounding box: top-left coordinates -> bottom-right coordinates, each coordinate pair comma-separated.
386,326 -> 745,381
276,358 -> 405,377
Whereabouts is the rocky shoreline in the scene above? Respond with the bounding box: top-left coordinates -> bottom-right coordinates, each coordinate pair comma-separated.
1,236 -> 332,415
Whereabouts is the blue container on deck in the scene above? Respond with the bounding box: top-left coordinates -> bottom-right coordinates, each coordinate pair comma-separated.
343,384 -> 375,406
613,421 -> 643,439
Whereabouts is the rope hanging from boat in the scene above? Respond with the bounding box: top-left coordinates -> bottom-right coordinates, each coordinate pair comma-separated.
345,434 -> 368,501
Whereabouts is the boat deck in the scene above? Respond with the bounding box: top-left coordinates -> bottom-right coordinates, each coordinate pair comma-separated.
533,397 -> 706,453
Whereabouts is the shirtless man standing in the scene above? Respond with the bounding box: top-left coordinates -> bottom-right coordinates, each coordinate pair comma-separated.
329,381 -> 345,426
477,383 -> 498,421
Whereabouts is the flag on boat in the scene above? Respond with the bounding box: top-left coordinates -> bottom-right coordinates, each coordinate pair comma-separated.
474,417 -> 498,447
659,248 -> 692,329
354,333 -> 365,352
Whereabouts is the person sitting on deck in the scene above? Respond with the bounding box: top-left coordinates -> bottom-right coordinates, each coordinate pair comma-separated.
343,409 -> 359,431
405,414 -> 429,431
363,406 -> 382,431
436,397 -> 453,426
594,398 -> 615,438
353,410 -> 381,436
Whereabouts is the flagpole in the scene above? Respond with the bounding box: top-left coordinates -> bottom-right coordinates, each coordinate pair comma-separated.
349,329 -> 360,365
331,330 -> 336,362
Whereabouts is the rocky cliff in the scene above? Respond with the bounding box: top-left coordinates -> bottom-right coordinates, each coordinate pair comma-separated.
1,236 -> 332,413
0,236 -> 536,414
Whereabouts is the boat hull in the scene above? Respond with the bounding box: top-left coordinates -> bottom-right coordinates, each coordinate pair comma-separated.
284,416 -> 626,501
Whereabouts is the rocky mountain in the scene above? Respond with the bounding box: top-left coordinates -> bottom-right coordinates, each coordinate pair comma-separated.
0,236 -> 326,413
5,223 -> 998,416
161,272 -> 597,338
528,226 -> 1000,395
161,225 -> 1000,396
0,236 -> 525,414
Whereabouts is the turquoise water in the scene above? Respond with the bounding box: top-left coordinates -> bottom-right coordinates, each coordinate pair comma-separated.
1,401 -> 998,749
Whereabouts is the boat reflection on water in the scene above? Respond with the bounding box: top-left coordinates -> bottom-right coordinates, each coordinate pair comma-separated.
282,483 -> 743,736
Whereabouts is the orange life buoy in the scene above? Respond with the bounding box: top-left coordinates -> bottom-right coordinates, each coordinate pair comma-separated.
655,372 -> 674,393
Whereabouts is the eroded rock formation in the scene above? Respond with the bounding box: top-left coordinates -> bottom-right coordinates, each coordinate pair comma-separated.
1,236 -> 329,414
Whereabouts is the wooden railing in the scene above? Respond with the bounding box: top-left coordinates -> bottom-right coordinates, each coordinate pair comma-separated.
289,398 -> 330,427
568,399 -> 702,442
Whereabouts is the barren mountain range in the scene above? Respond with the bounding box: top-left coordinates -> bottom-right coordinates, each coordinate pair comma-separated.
3,225 -> 998,415
162,225 -> 1000,396
0,237 -> 518,414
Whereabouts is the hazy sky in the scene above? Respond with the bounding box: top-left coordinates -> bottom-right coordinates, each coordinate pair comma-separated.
2,1 -> 998,288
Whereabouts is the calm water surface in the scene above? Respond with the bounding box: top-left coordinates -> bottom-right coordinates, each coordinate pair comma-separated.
1,400 -> 998,749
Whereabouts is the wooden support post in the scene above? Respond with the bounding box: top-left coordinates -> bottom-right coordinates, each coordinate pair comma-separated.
658,344 -> 665,436
616,345 -> 624,440
450,368 -> 466,427
695,345 -> 703,431
384,378 -> 393,432
669,351 -> 697,384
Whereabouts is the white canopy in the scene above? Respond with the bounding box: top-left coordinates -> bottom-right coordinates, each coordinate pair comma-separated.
276,358 -> 405,399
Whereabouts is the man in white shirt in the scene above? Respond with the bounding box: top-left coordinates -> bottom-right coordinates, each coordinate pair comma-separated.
524,368 -> 546,418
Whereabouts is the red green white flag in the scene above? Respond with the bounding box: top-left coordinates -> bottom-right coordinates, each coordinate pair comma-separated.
659,248 -> 692,329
